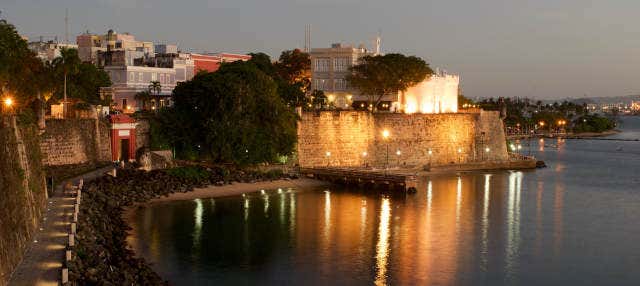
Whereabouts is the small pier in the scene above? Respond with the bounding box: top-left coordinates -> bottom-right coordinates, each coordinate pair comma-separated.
299,167 -> 418,192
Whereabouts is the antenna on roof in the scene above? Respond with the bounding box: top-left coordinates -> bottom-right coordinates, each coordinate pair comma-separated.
64,8 -> 69,44
304,24 -> 311,52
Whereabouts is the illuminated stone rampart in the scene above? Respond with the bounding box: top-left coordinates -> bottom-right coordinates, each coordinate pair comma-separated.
297,110 -> 508,167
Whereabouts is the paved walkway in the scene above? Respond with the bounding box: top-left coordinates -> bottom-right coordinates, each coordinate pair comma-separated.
8,166 -> 114,286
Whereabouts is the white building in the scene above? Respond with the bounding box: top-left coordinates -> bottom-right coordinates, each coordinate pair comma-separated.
28,39 -> 78,62
399,72 -> 459,114
310,43 -> 372,109
104,65 -> 177,112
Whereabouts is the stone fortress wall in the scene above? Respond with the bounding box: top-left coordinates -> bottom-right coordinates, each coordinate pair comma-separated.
297,110 -> 508,168
40,119 -> 112,166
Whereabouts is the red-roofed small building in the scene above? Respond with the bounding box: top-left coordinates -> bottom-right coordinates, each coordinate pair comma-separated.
109,114 -> 137,162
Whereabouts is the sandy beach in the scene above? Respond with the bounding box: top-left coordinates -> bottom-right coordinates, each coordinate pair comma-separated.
149,177 -> 330,203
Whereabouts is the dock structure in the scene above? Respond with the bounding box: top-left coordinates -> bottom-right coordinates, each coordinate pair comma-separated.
299,167 -> 418,193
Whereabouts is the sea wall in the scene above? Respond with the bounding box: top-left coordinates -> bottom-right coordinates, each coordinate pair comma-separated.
40,119 -> 111,166
0,118 -> 47,284
297,110 -> 508,167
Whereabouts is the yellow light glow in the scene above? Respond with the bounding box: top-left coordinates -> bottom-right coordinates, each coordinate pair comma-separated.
325,151 -> 331,157
396,150 -> 401,156
382,129 -> 390,139
4,98 -> 13,107
327,94 -> 335,102
362,151 -> 368,157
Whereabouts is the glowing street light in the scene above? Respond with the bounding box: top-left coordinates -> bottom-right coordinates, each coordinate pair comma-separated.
485,147 -> 491,153
325,151 -> 331,166
382,129 -> 390,139
4,97 -> 13,107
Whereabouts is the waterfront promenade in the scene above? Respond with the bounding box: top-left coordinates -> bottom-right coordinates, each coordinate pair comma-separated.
7,166 -> 113,286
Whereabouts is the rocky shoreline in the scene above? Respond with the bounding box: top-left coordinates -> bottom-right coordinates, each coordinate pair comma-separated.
67,166 -> 299,285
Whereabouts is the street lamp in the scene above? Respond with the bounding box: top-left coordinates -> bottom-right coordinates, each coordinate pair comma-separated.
457,147 -> 462,163
428,148 -> 433,166
325,151 -> 331,166
4,98 -> 13,107
382,129 -> 390,172
362,151 -> 368,167
396,149 -> 401,167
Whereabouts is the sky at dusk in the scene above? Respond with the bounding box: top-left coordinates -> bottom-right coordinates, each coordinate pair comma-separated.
3,0 -> 640,99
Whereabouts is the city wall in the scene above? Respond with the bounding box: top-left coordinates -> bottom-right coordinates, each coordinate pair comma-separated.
297,110 -> 508,168
40,119 -> 111,166
0,119 -> 47,284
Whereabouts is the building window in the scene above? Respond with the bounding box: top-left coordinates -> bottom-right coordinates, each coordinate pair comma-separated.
335,79 -> 347,90
129,72 -> 135,82
138,72 -> 144,82
160,74 -> 165,84
315,58 -> 330,72
334,57 -> 350,72
122,98 -> 127,109
151,73 -> 157,81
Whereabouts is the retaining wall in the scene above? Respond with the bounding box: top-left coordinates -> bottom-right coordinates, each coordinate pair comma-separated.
297,110 -> 508,167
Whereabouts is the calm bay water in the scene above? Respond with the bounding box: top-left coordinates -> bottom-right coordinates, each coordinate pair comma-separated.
129,117 -> 640,286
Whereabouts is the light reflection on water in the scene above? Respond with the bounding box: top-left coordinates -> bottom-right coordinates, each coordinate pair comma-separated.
129,117 -> 640,286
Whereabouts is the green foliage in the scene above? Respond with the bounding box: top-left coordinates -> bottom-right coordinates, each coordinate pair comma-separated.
148,112 -> 172,150
165,166 -> 210,181
572,114 -> 615,133
347,53 -> 433,110
249,51 -> 311,107
165,61 -> 298,165
275,49 -> 310,91
0,20 -> 45,110
47,49 -> 112,105
16,108 -> 37,125
458,94 -> 474,108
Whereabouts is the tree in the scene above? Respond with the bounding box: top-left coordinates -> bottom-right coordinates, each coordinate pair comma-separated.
311,89 -> 327,109
275,49 -> 310,92
166,61 -> 298,164
248,52 -> 310,107
148,81 -> 161,109
0,19 -> 46,112
347,53 -> 433,111
47,49 -> 111,105
51,48 -> 81,116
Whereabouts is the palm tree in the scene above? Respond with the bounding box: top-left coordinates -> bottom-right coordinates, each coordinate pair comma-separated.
51,48 -> 80,118
148,81 -> 161,110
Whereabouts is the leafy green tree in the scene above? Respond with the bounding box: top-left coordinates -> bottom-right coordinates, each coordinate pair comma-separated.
47,49 -> 111,105
0,19 -> 45,111
248,52 -> 311,107
166,61 -> 298,164
311,89 -> 327,109
275,49 -> 310,92
347,53 -> 433,111
148,81 -> 161,109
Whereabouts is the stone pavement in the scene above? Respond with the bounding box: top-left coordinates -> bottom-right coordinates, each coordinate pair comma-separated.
7,166 -> 114,286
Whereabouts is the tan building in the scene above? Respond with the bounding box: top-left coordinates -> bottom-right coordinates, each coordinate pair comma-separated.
77,30 -> 154,64
310,43 -> 373,109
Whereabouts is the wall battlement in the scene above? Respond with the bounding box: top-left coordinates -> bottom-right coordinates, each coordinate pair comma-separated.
297,110 -> 508,168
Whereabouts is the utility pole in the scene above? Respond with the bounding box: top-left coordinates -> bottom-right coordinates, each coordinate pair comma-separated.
65,8 -> 69,44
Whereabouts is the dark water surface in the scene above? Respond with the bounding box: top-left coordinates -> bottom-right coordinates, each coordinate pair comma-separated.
129,117 -> 640,286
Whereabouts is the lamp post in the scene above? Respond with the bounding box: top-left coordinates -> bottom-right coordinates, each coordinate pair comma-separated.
362,151 -> 368,168
325,151 -> 331,167
428,149 -> 433,166
382,129 -> 390,173
396,150 -> 401,167
3,97 -> 13,115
